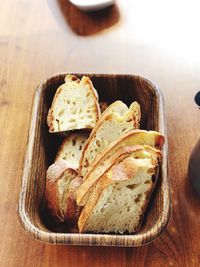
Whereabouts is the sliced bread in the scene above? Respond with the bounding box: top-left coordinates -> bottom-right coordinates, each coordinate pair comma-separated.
45,160 -> 79,223
65,176 -> 83,224
55,132 -> 89,170
78,152 -> 160,233
47,75 -> 101,133
79,101 -> 141,176
76,130 -> 164,206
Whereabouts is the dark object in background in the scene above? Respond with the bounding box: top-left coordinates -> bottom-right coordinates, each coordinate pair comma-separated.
188,91 -> 200,196
194,91 -> 200,108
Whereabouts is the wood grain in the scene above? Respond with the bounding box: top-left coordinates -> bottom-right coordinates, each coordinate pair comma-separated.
1,0 -> 200,266
18,73 -> 170,246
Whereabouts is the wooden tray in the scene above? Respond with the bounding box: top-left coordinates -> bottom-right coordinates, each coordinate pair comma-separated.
18,73 -> 171,247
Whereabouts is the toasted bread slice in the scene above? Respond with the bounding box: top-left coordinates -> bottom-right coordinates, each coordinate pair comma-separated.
78,152 -> 160,233
47,75 -> 100,133
45,160 -> 79,223
55,132 -> 89,169
79,101 -> 141,176
76,130 -> 164,206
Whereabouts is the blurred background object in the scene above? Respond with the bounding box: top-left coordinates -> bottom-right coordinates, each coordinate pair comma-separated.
69,0 -> 115,12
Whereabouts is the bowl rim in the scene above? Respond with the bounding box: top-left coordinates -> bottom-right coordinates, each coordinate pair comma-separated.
18,73 -> 171,247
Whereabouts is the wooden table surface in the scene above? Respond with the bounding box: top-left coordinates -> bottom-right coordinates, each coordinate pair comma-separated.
1,0 -> 200,266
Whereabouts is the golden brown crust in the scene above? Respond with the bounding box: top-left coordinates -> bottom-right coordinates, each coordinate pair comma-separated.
77,145 -> 146,206
79,102 -> 141,176
47,82 -> 66,132
45,160 -> 78,223
46,159 -> 69,182
45,178 -> 63,222
81,76 -> 101,123
65,74 -> 80,83
83,130 -> 164,180
77,130 -> 164,206
47,75 -> 101,133
79,157 -> 159,233
78,146 -> 152,232
134,165 -> 159,233
65,177 -> 83,224
79,113 -> 116,174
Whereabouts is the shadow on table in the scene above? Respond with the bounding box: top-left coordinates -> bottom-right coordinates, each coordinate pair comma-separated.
48,0 -> 120,36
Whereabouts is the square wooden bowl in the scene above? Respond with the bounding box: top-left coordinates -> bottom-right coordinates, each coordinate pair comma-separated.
18,73 -> 171,247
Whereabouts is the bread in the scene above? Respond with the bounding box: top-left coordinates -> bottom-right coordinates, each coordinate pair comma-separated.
65,176 -> 83,224
101,100 -> 129,116
45,160 -> 79,223
55,132 -> 89,169
78,149 -> 160,233
79,101 -> 141,176
47,75 -> 101,133
76,130 -> 164,206
102,100 -> 139,118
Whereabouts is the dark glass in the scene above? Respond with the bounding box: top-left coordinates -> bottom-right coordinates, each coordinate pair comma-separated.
188,91 -> 200,196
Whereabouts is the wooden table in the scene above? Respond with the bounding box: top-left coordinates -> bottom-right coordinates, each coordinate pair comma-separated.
1,0 -> 200,266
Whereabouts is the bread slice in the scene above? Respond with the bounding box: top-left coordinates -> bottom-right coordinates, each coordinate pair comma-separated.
65,176 -> 83,224
101,100 -> 129,116
79,101 -> 141,176
45,160 -> 79,223
78,151 -> 160,233
55,132 -> 89,170
76,130 -> 164,206
47,75 -> 101,133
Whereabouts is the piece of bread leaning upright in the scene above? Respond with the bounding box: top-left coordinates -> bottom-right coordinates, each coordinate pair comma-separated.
45,160 -> 81,224
76,130 -> 164,207
47,74 -> 101,133
55,132 -> 89,170
78,145 -> 162,233
79,101 -> 141,177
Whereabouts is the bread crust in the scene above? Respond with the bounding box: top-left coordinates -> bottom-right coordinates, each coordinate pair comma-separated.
79,101 -> 141,176
76,130 -> 164,206
45,160 -> 78,222
78,152 -> 160,233
65,177 -> 83,224
47,75 -> 101,133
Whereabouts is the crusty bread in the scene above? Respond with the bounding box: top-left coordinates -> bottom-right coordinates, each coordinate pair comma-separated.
101,100 -> 129,116
45,160 -> 79,223
79,101 -> 141,176
76,130 -> 164,206
78,151 -> 160,233
55,132 -> 89,170
47,75 -> 101,133
65,176 -> 83,224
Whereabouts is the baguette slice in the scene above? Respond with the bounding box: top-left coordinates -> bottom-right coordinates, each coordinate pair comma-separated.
55,132 -> 89,169
65,176 -> 83,224
79,101 -> 141,176
101,100 -> 130,116
78,151 -> 160,233
45,160 -> 79,223
47,75 -> 100,133
76,130 -> 164,206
